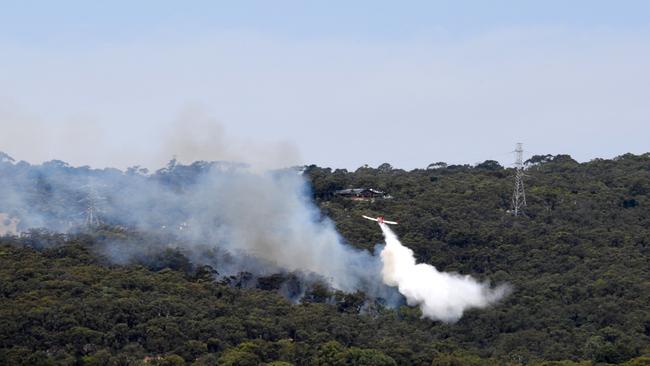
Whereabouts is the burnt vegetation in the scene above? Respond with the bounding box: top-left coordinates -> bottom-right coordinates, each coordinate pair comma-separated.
1,153 -> 650,365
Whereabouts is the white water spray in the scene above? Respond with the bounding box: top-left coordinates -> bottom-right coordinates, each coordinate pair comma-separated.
379,223 -> 508,322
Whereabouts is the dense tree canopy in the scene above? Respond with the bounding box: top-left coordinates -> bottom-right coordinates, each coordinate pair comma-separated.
1,153 -> 649,365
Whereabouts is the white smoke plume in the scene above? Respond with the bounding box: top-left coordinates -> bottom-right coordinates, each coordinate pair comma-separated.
379,223 -> 508,322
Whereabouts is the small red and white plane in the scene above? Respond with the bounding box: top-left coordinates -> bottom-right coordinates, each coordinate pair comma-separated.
362,215 -> 398,225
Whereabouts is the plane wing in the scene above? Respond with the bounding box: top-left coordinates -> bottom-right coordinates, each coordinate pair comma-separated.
362,215 -> 398,225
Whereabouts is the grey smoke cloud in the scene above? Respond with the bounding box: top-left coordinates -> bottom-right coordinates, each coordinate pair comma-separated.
180,169 -> 382,291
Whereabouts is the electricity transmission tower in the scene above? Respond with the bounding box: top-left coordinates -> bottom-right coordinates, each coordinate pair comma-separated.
511,143 -> 527,216
80,183 -> 105,227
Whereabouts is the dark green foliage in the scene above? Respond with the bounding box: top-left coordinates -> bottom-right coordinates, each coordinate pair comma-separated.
0,240 -> 405,365
304,153 -> 650,364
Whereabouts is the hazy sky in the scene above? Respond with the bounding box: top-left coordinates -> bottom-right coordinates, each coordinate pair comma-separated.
1,1 -> 649,170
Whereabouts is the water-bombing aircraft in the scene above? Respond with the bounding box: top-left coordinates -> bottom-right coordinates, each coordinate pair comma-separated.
362,215 -> 398,225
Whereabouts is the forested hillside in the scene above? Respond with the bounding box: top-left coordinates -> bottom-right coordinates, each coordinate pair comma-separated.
1,153 -> 649,365
306,154 -> 650,364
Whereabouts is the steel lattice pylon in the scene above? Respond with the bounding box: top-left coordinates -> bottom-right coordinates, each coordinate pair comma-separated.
511,143 -> 526,216
80,182 -> 105,227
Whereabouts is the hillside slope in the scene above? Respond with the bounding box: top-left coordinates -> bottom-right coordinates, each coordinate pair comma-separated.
0,153 -> 649,365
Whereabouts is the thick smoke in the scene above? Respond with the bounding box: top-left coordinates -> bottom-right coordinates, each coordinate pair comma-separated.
173,169 -> 385,293
379,223 -> 508,322
101,166 -> 389,295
